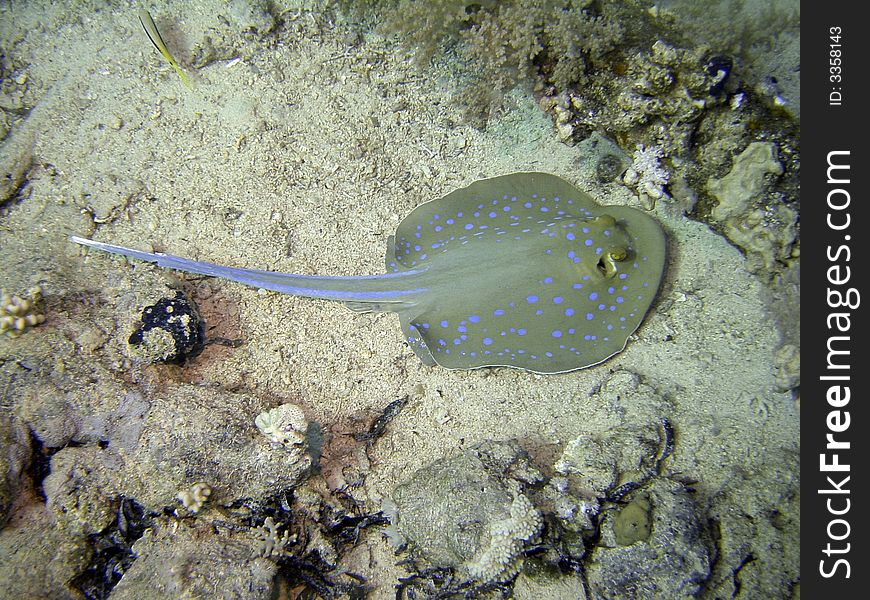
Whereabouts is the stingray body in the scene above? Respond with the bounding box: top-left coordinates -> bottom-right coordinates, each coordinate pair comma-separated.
72,173 -> 666,374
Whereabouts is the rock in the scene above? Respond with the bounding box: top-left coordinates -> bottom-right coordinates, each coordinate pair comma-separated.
709,142 -> 782,222
33,384 -> 312,537
390,440 -> 543,584
704,451 -> 800,598
0,501 -> 93,598
707,142 -> 797,274
587,480 -> 713,598
0,412 -> 31,527
123,386 -> 313,511
21,386 -> 149,450
513,565 -> 588,599
555,433 -> 620,494
128,290 -> 205,364
554,371 -> 669,498
774,343 -> 800,392
42,445 -> 121,536
109,516 -> 277,600
596,153 -> 627,183
19,382 -> 80,448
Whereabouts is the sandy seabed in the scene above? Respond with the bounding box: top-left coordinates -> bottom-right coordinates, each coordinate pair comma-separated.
1,1 -> 799,598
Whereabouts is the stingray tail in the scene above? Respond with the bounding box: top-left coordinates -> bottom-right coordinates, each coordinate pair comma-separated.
71,236 -> 428,309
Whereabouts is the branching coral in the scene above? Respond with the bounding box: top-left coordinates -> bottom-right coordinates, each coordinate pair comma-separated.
177,482 -> 212,513
256,516 -> 295,558
543,6 -> 624,88
462,483 -> 543,583
1,286 -> 45,337
623,144 -> 671,209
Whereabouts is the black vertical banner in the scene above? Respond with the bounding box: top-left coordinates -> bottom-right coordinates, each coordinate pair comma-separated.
804,3 -> 869,596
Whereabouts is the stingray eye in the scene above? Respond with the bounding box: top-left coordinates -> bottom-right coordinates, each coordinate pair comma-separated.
596,246 -> 628,278
609,247 -> 628,262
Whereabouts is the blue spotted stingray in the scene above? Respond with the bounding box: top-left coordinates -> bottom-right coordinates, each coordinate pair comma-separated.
71,173 -> 666,374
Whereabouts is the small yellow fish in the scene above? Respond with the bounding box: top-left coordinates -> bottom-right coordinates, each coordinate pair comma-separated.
138,9 -> 191,86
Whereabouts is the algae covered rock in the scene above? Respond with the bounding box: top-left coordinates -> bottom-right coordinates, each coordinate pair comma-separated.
0,412 -> 31,527
707,142 -> 797,274
389,440 -> 543,585
513,567 -> 588,600
587,479 -> 713,598
33,384 -> 313,536
109,516 -> 277,600
554,370 -> 671,498
124,386 -> 313,511
709,142 -> 783,221
0,502 -> 93,599
42,445 -> 122,537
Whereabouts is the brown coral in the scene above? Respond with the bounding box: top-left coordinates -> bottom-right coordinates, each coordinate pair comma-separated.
378,0 -> 627,122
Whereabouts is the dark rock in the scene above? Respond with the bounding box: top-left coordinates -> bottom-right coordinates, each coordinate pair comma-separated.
128,290 -> 205,364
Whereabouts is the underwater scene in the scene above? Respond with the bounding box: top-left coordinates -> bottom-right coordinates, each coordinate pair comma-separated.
0,0 -> 799,598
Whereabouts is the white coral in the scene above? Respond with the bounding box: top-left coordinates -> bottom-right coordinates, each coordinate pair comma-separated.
255,404 -> 307,448
463,485 -> 543,583
177,482 -> 212,513
256,516 -> 295,558
623,144 -> 670,208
